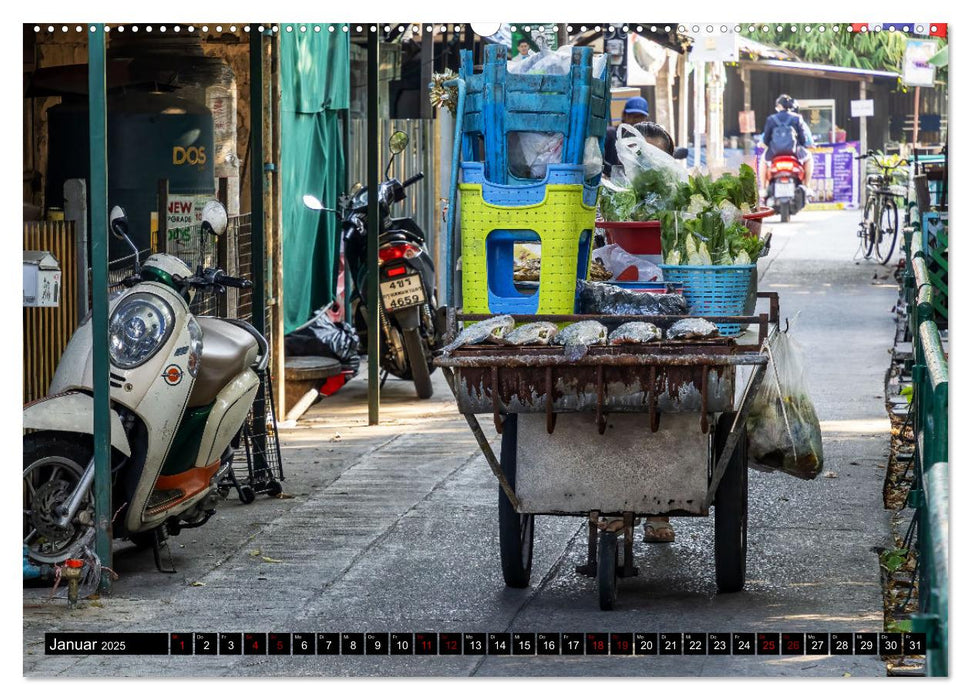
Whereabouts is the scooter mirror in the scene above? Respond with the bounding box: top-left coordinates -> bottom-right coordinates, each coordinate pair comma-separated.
109,205 -> 129,240
200,201 -> 228,236
389,131 -> 409,155
303,194 -> 326,211
673,147 -> 689,161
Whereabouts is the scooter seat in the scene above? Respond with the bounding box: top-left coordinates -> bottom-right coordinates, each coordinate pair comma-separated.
188,318 -> 261,407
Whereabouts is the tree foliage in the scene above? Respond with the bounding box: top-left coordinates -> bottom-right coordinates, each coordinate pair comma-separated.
740,25 -> 909,73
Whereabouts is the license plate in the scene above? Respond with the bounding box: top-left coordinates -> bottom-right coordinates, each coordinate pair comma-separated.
775,181 -> 795,198
380,274 -> 426,311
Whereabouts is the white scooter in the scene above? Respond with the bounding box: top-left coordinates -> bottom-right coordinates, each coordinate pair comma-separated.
23,202 -> 268,572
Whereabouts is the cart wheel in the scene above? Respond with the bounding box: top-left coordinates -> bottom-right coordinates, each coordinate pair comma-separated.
714,412 -> 748,593
217,486 -> 230,499
598,531 -> 618,610
239,485 -> 256,505
266,480 -> 283,498
498,414 -> 534,588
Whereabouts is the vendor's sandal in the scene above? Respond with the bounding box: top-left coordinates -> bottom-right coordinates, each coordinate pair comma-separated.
643,521 -> 675,543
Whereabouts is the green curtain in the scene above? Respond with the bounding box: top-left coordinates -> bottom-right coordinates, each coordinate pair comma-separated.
280,30 -> 350,334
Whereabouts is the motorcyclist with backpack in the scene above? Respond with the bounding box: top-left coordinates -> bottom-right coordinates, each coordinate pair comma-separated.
760,94 -> 814,195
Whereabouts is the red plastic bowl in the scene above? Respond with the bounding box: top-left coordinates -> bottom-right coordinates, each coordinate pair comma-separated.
742,206 -> 774,221
598,220 -> 662,255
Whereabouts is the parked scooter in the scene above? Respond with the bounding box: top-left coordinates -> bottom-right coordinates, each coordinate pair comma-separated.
304,131 -> 441,399
23,202 -> 268,572
765,154 -> 807,223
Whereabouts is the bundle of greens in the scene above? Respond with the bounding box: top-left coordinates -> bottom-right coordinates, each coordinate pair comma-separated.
669,164 -> 759,213
598,160 -> 762,266
659,210 -> 761,266
599,168 -> 679,222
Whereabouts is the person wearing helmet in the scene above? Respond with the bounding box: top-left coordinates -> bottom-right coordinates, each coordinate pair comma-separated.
760,94 -> 815,193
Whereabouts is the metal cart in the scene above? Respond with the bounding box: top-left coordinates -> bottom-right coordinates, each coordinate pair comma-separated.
435,298 -> 779,609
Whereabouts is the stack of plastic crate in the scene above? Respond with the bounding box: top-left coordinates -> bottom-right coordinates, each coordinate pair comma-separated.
457,44 -> 608,315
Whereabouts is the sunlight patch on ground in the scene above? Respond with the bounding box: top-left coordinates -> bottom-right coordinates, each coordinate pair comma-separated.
819,418 -> 889,435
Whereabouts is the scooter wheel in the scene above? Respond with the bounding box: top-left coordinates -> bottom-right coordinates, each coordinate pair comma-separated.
239,486 -> 256,505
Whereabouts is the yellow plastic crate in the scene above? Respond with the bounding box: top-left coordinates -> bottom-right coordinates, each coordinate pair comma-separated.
460,183 -> 596,315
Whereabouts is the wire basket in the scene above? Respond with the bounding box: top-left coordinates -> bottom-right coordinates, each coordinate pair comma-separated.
219,369 -> 285,504
659,264 -> 756,336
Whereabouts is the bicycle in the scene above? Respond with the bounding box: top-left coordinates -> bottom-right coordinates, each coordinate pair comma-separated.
856,151 -> 909,265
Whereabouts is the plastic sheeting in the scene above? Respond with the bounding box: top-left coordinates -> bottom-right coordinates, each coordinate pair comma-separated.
280,31 -> 350,333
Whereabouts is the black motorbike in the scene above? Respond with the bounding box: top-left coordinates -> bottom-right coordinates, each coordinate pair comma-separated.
305,132 -> 441,398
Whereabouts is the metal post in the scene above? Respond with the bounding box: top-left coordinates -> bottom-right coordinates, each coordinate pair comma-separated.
87,23 -> 112,593
249,27 -> 269,457
250,28 -> 266,337
367,28 -> 380,425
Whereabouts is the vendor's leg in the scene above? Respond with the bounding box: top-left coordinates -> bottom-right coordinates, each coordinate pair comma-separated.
644,516 -> 675,543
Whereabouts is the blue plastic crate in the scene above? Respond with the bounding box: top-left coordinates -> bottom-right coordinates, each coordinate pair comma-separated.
461,162 -> 598,207
659,264 -> 756,336
459,44 -> 608,187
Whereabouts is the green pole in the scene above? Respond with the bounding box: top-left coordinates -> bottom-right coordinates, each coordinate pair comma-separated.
250,27 -> 266,337
87,23 -> 112,592
367,29 -> 380,425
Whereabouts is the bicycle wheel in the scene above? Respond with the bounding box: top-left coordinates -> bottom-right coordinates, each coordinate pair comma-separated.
875,197 -> 899,265
860,196 -> 876,259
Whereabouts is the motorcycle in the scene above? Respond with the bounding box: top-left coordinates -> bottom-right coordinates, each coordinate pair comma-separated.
304,131 -> 441,399
23,201 -> 268,573
765,154 -> 807,223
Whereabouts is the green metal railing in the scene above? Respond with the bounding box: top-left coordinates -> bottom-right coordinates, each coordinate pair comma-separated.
903,231 -> 949,677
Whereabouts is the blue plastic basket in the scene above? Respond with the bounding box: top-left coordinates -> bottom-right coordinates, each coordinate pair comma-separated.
461,162 -> 599,207
659,264 -> 756,336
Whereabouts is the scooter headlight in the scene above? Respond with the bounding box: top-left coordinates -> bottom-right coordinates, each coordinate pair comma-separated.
108,293 -> 175,369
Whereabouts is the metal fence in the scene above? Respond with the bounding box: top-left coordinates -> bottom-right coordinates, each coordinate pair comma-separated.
901,212 -> 949,677
23,221 -> 80,404
348,117 -> 440,254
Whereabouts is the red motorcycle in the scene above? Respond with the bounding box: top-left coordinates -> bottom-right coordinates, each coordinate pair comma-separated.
766,155 -> 807,223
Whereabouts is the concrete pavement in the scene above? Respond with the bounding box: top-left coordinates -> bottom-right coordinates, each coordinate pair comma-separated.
23,208 -> 900,677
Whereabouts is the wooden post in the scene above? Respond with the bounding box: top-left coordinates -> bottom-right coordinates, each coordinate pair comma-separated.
859,80 -> 868,208
741,67 -> 752,155
693,61 -> 705,169
63,179 -> 88,322
677,52 -> 689,149
912,85 -> 921,153
217,177 -> 230,317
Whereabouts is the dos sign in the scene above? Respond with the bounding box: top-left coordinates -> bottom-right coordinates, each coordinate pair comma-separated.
172,145 -> 207,167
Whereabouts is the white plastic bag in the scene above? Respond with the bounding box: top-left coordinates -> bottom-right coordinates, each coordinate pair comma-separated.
593,244 -> 663,282
614,123 -> 688,189
584,136 -> 603,180
746,329 -> 824,480
508,132 -> 563,179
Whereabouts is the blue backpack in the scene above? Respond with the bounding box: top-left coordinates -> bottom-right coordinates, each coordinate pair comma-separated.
769,120 -> 798,155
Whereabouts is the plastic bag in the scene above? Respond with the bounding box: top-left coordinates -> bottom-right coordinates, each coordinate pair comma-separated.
284,312 -> 360,378
584,136 -> 603,180
576,280 -> 688,328
613,123 -> 688,189
746,329 -> 824,479
592,244 -> 663,282
508,131 -> 564,179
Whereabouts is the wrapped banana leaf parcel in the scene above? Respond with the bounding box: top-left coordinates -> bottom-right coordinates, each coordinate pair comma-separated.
576,280 -> 688,330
